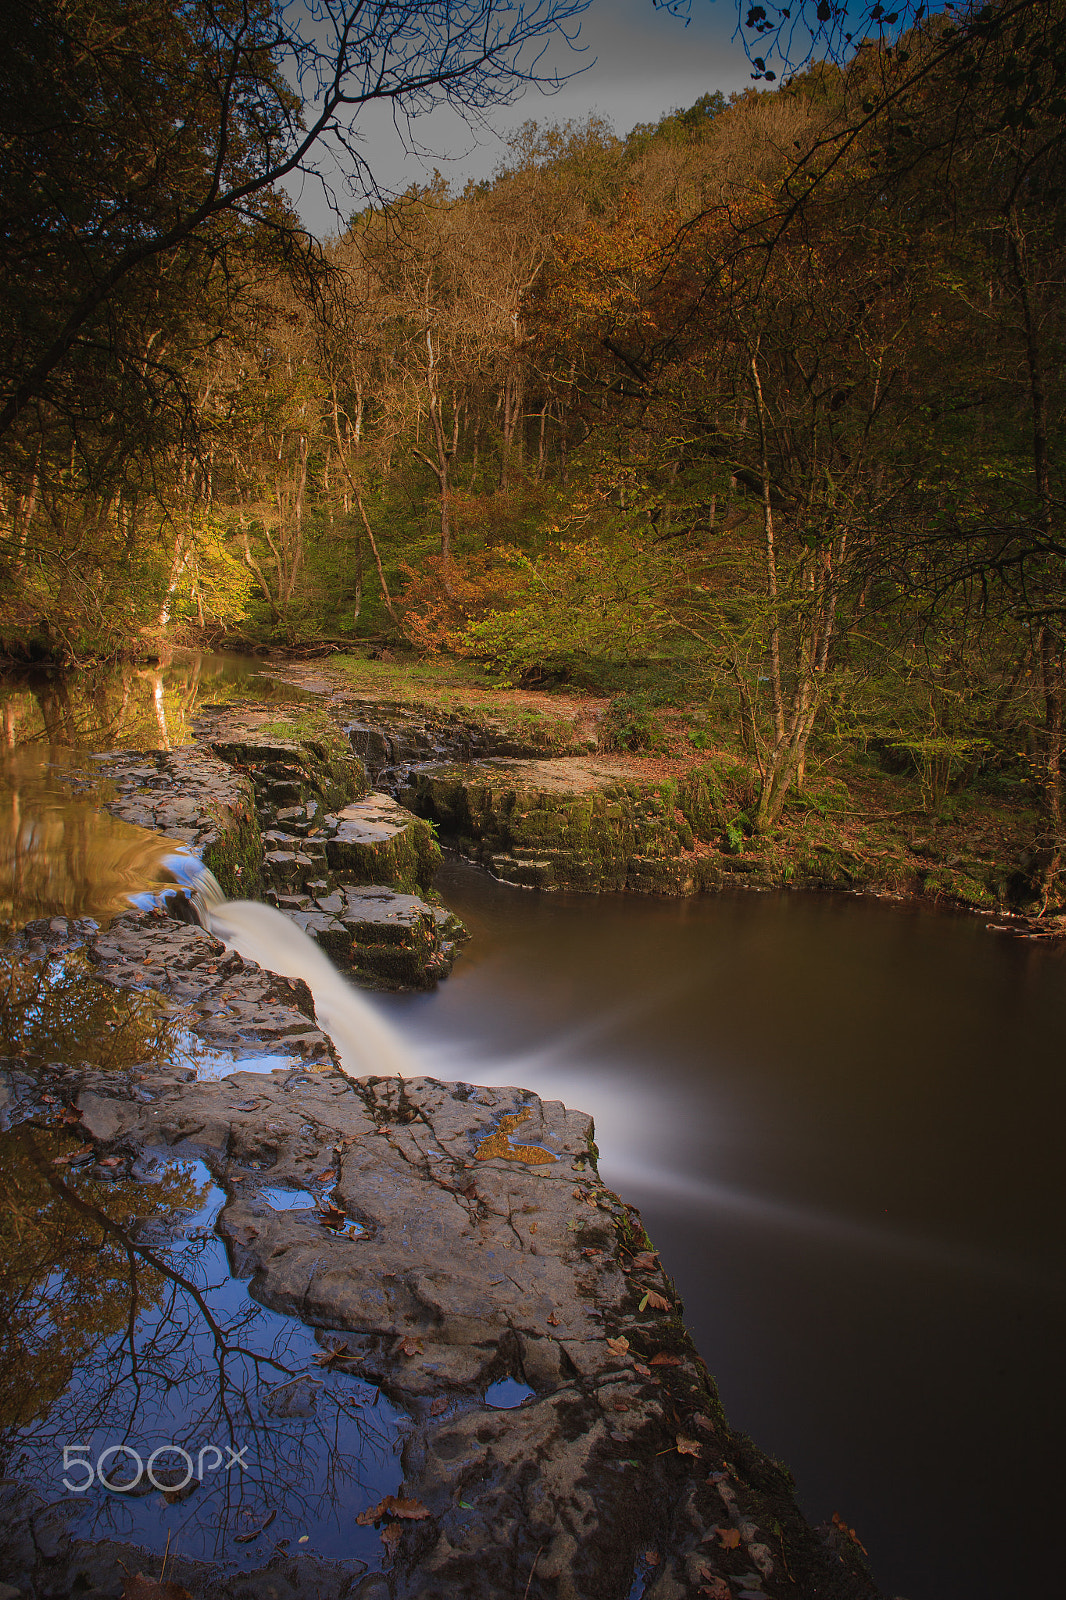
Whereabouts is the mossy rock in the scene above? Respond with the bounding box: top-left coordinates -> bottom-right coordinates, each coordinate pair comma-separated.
326,794 -> 441,893
201,803 -> 263,900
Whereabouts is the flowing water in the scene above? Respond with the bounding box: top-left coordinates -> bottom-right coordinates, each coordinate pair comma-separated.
201,855 -> 1066,1600
1,653 -> 1063,1597
369,859 -> 1065,1600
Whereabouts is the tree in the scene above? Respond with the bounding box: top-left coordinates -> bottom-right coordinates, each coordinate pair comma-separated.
0,1 -> 595,462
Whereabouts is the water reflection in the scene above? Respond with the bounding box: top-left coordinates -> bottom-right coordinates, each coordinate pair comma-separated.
0,1125 -> 405,1571
0,650 -> 318,753
0,751 -> 193,932
0,951 -> 304,1081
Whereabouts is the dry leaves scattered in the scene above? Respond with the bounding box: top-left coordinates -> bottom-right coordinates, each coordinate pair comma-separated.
649,1351 -> 681,1367
675,1435 -> 701,1457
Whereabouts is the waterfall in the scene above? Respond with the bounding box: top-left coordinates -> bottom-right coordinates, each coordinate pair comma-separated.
158,852 -> 419,1079
207,897 -> 419,1081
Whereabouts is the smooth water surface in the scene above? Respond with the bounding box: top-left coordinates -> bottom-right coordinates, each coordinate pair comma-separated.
379,858 -> 1066,1600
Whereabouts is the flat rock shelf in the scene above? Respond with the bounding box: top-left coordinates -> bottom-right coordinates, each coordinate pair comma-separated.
0,1058 -> 881,1600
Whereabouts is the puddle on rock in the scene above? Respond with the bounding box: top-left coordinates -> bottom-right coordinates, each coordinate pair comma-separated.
484,1378 -> 535,1409
0,1124 -> 407,1573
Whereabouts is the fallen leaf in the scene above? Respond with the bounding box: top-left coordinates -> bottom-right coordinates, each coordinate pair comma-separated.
52,1144 -> 93,1165
313,1341 -> 360,1369
649,1352 -> 682,1367
122,1579 -> 193,1600
99,1156 -> 123,1168
458,1498 -> 474,1510
631,1251 -> 658,1270
572,1188 -> 584,1199
718,1528 -> 742,1550
547,1312 -> 560,1326
315,1169 -> 337,1182
697,1579 -> 731,1600
430,1396 -> 448,1416
633,1362 -> 652,1377
641,1290 -> 671,1312
676,1435 -> 702,1457
612,1400 -> 631,1412
692,1413 -> 717,1432
644,1550 -> 660,1566
399,1336 -> 424,1357
356,1494 -> 432,1526
605,1335 -> 630,1357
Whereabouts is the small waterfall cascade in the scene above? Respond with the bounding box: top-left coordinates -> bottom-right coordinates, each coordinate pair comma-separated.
164,853 -> 421,1080
208,898 -> 419,1079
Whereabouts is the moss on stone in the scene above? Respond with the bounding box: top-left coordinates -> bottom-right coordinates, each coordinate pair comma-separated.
202,804 -> 263,900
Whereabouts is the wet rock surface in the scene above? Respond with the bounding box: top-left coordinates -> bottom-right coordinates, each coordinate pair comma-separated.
279,884 -> 464,991
11,910 -> 337,1071
87,746 -> 261,900
0,1059 -> 882,1600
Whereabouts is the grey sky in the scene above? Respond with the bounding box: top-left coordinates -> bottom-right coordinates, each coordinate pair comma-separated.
284,1 -> 755,237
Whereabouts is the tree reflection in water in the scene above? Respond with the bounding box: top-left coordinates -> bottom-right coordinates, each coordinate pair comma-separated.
0,1124 -> 405,1567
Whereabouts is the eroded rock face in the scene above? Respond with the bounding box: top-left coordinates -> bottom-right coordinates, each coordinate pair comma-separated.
0,1061 -> 883,1600
279,885 -> 465,990
403,759 -> 726,895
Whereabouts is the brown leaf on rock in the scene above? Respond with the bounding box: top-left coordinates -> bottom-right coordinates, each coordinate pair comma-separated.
429,1395 -> 448,1416
313,1341 -> 360,1369
547,1312 -> 560,1326
605,1335 -> 630,1357
717,1527 -> 741,1549
631,1251 -> 659,1270
398,1336 -> 424,1357
633,1362 -> 652,1377
676,1435 -> 702,1457
315,1168 -> 337,1182
644,1550 -> 660,1567
356,1494 -> 432,1526
52,1143 -> 93,1165
691,1412 -> 717,1432
643,1290 -> 671,1312
649,1352 -> 682,1366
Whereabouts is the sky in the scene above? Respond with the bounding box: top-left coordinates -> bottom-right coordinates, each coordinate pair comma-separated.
283,0 -> 758,238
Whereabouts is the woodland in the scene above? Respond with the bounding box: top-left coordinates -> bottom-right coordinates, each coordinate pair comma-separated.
1,1 -> 1064,896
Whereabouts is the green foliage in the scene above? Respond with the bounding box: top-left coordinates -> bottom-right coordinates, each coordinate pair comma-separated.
600,693 -> 667,752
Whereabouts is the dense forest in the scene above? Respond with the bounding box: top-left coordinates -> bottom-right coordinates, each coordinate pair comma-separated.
1,0 -> 1064,899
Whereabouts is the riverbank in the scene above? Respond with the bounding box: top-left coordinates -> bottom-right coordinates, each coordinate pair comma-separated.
0,663 -> 886,1599
265,650 -> 1066,940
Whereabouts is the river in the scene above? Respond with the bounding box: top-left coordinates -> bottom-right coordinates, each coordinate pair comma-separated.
1,654 -> 1063,1596
376,858 -> 1066,1600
